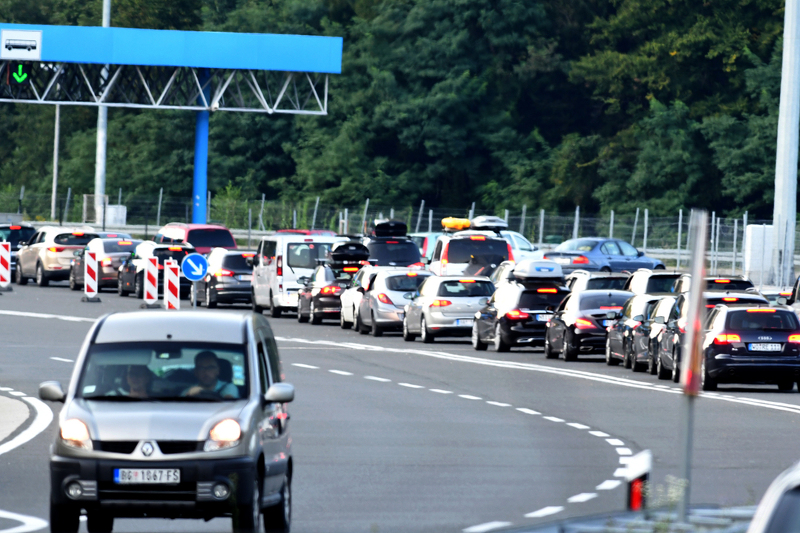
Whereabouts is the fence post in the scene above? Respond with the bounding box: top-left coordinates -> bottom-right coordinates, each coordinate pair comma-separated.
389,208 -> 394,219
677,209 -> 683,270
156,188 -> 163,227
415,200 -> 424,233
538,209 -> 545,248
732,219 -> 738,276
573,206 -> 580,239
63,187 -> 71,225
643,209 -> 649,256
714,217 -> 721,276
344,208 -> 349,234
361,198 -> 369,234
248,208 -> 252,248
207,191 -> 211,221
631,208 -> 640,247
609,210 -> 614,238
469,202 -> 476,220
311,197 -> 319,229
710,212 -> 716,274
17,186 -> 24,215
259,194 -> 266,231
520,205 -> 527,235
293,210 -> 297,229
118,188 -> 122,206
503,209 -> 509,222
428,209 -> 433,232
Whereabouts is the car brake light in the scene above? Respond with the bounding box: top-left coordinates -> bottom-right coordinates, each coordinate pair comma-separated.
431,299 -> 451,307
48,247 -> 65,253
572,255 -> 590,264
377,293 -> 394,304
714,333 -> 741,344
406,272 -> 419,277
386,241 -> 399,244
470,236 -> 486,241
9,225 -> 21,230
781,292 -> 793,297
507,242 -> 515,262
242,253 -> 255,258
72,232 -> 84,236
215,269 -> 234,278
714,279 -> 730,284
505,309 -> 529,320
600,306 -> 623,310
575,318 -> 596,329
459,279 -> 476,283
101,258 -> 112,266
706,304 -> 716,309
722,297 -> 738,302
321,285 -> 342,295
276,255 -> 283,276
537,288 -> 557,293
343,266 -> 359,273
422,238 -> 428,256
747,309 -> 776,313
441,244 -> 449,267
168,246 -> 182,251
789,334 -> 800,343
106,234 -> 118,238
118,241 -> 132,245
408,262 -> 425,269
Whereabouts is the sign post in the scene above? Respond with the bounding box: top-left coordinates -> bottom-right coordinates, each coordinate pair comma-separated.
0,242 -> 10,293
181,253 -> 208,309
164,259 -> 180,310
81,251 -> 101,302
140,257 -> 160,309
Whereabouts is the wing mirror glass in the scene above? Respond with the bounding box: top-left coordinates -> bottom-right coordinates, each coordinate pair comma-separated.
606,311 -> 619,319
403,292 -> 414,300
265,383 -> 295,403
778,297 -> 788,306
73,250 -> 82,257
633,314 -> 644,322
18,240 -> 26,247
38,381 -> 65,402
654,316 -> 666,324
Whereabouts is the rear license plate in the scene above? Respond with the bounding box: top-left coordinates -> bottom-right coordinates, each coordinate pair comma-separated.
749,343 -> 782,352
114,468 -> 180,485
238,275 -> 252,281
455,319 -> 473,327
552,257 -> 570,265
536,314 -> 553,322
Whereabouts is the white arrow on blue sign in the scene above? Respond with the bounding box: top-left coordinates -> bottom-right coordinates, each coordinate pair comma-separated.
181,253 -> 208,282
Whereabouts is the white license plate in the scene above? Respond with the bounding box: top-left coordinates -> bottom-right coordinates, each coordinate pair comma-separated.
536,314 -> 553,322
749,343 -> 782,352
552,257 -> 571,265
602,319 -> 612,327
238,274 -> 252,281
114,468 -> 180,484
455,319 -> 473,327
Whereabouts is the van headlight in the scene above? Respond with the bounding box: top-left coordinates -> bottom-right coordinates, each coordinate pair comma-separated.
60,419 -> 93,451
204,419 -> 241,452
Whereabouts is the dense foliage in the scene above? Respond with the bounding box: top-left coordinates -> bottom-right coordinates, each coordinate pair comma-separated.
0,0 -> 788,216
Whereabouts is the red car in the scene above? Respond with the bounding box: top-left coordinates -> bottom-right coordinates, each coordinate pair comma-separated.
153,223 -> 237,255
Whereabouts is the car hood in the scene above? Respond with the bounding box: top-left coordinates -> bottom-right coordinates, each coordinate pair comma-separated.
67,398 -> 247,441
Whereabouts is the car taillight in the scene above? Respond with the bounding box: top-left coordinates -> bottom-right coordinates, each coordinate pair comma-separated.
215,269 -> 234,278
118,241 -> 132,245
575,318 -> 596,329
48,247 -> 65,253
242,253 -> 255,258
343,266 -> 359,273
408,262 -> 425,269
422,238 -> 429,256
431,299 -> 452,307
507,243 -> 515,262
537,288 -> 557,293
377,293 -> 394,304
470,235 -> 486,241
789,334 -> 800,343
714,279 -> 731,284
321,286 -> 342,295
572,255 -> 590,264
406,272 -> 419,277
600,306 -> 623,310
441,244 -> 449,267
506,310 -> 529,320
72,232 -> 84,236
459,279 -> 475,283
276,255 -> 283,276
9,225 -> 21,230
747,309 -> 776,313
101,258 -> 112,266
168,246 -> 182,251
722,297 -> 738,302
715,333 -> 741,344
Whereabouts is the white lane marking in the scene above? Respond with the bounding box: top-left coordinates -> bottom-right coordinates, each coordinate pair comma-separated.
486,401 -> 511,407
614,468 -> 628,477
459,395 -> 482,400
430,389 -> 452,394
616,447 -> 632,456
329,370 -> 353,376
364,376 -> 391,382
0,310 -> 95,323
292,363 -> 319,369
398,383 -> 424,389
596,480 -> 622,490
0,509 -> 49,533
0,397 -> 53,457
0,387 -> 12,392
525,506 -> 564,518
8,392 -> 25,397
50,357 -> 73,363
543,416 -> 564,423
567,492 -> 597,503
516,408 -> 540,415
567,423 -> 590,430
606,438 -> 625,446
463,522 -> 512,533
589,431 -> 610,437
619,456 -> 633,465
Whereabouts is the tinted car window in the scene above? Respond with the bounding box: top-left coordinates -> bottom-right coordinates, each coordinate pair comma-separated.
102,240 -> 140,254
437,280 -> 495,297
765,487 -> 800,533
222,253 -> 254,271
54,233 -> 98,246
579,294 -> 630,310
601,242 -> 621,255
287,243 -> 333,269
618,241 -> 639,257
645,275 -> 680,293
518,290 -> 567,309
367,241 -> 421,265
187,229 -> 236,248
555,239 -> 597,252
726,310 -> 799,330
586,277 -> 628,290
706,279 -> 754,291
447,239 -> 508,263
386,274 -> 429,292
0,226 -> 35,245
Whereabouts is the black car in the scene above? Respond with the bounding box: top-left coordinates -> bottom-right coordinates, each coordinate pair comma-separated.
365,220 -> 423,267
192,249 -> 256,308
297,241 -> 369,324
654,290 -> 770,382
545,289 -> 633,360
473,282 -> 569,352
605,294 -> 665,367
629,295 -> 676,373
622,269 -> 682,294
69,238 -> 142,291
672,274 -> 755,293
564,270 -> 630,293
0,223 -> 36,276
701,306 -> 800,391
118,244 -> 193,298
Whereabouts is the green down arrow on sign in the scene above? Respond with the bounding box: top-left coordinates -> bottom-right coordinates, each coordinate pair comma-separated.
12,65 -> 27,83
9,63 -> 30,85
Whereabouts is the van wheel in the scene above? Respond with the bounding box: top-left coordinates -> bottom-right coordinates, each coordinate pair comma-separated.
86,510 -> 113,533
269,292 -> 282,318
233,479 -> 260,533
263,474 -> 291,533
297,304 -> 309,323
206,287 -> 217,309
252,293 -> 264,313
15,264 -> 27,285
50,502 -> 79,533
340,309 -> 352,329
657,354 -> 671,380
36,263 -> 49,287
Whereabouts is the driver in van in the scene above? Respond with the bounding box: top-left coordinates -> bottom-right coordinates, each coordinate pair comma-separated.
183,351 -> 239,399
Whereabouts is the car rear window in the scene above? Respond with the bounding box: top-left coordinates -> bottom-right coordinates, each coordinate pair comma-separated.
287,243 -> 333,269
580,293 -> 630,311
367,241 -> 421,265
446,238 -> 508,264
102,240 -> 140,253
555,239 -> 597,252
586,277 -> 628,290
222,253 -> 254,271
437,280 -> 495,297
386,274 -> 430,292
187,229 -> 236,248
54,233 -> 98,246
726,310 -> 799,331
645,275 -> 680,293
706,279 -> 754,291
0,226 -> 35,244
518,290 -> 568,309
154,248 -> 190,264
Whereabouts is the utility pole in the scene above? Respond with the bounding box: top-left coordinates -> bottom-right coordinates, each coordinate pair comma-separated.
773,0 -> 800,285
51,104 -> 60,220
93,0 -> 111,226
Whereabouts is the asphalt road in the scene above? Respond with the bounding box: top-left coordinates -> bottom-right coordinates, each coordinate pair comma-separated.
1,281 -> 800,533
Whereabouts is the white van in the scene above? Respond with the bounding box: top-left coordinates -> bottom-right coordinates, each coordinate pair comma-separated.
251,235 -> 346,317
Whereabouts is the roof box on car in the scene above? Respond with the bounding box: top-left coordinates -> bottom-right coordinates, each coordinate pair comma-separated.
373,220 -> 407,238
513,260 -> 563,280
470,215 -> 508,232
330,241 -> 370,263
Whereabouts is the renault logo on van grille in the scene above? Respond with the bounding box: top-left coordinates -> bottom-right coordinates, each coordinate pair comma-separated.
141,442 -> 155,457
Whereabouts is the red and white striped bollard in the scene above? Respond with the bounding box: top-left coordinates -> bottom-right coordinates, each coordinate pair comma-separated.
143,257 -> 159,307
0,242 -> 10,291
82,251 -> 100,302
164,259 -> 180,310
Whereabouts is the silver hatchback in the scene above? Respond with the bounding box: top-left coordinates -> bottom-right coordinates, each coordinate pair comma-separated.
403,276 -> 495,343
39,311 -> 294,533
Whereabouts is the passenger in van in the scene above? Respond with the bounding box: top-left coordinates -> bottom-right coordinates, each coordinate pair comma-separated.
183,351 -> 239,399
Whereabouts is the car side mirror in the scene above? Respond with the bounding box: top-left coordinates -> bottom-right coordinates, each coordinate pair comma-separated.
357,287 -> 365,294
39,381 -> 65,403
403,292 -> 414,300
297,276 -> 309,285
778,297 -> 788,306
637,250 -> 644,257
18,240 -> 26,247
606,311 -> 618,319
265,383 -> 294,403
246,256 -> 255,267
654,316 -> 666,324
73,250 -> 82,257
633,315 -> 644,322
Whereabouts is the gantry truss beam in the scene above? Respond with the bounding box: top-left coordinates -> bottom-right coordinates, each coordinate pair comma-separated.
0,62 -> 328,114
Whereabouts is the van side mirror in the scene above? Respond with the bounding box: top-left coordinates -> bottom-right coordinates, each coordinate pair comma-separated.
265,383 -> 294,403
39,381 -> 65,402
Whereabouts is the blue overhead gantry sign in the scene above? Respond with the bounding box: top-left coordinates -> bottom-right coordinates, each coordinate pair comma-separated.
0,23 -> 343,223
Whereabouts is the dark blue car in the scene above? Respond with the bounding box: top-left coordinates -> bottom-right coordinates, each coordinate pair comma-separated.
542,238 -> 665,273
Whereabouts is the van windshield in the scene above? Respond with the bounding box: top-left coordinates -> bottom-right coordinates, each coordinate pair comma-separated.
187,229 -> 236,248
287,243 -> 333,269
77,342 -> 249,401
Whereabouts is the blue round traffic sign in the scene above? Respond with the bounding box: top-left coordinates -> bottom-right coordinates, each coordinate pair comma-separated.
181,253 -> 208,282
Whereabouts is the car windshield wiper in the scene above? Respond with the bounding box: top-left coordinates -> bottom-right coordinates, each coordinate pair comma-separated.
155,396 -> 225,402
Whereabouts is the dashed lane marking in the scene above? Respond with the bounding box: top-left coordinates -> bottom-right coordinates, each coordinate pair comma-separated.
0,309 -> 95,323
567,423 -> 590,430
0,508 -> 49,533
364,376 -> 391,382
606,438 -> 625,446
398,383 -> 424,389
567,493 -> 598,503
50,357 -> 73,363
596,480 -> 622,490
543,416 -> 564,423
430,389 -> 452,394
291,363 -> 319,369
516,408 -> 540,415
616,447 -> 633,456
8,391 -> 25,397
328,370 -> 353,376
486,401 -> 511,407
458,394 -> 482,400
463,522 -> 513,533
589,431 -> 610,437
525,506 -> 564,519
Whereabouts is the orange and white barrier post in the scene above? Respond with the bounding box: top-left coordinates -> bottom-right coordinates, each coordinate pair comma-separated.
81,251 -> 100,302
164,259 -> 180,310
0,242 -> 10,292
142,257 -> 160,308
